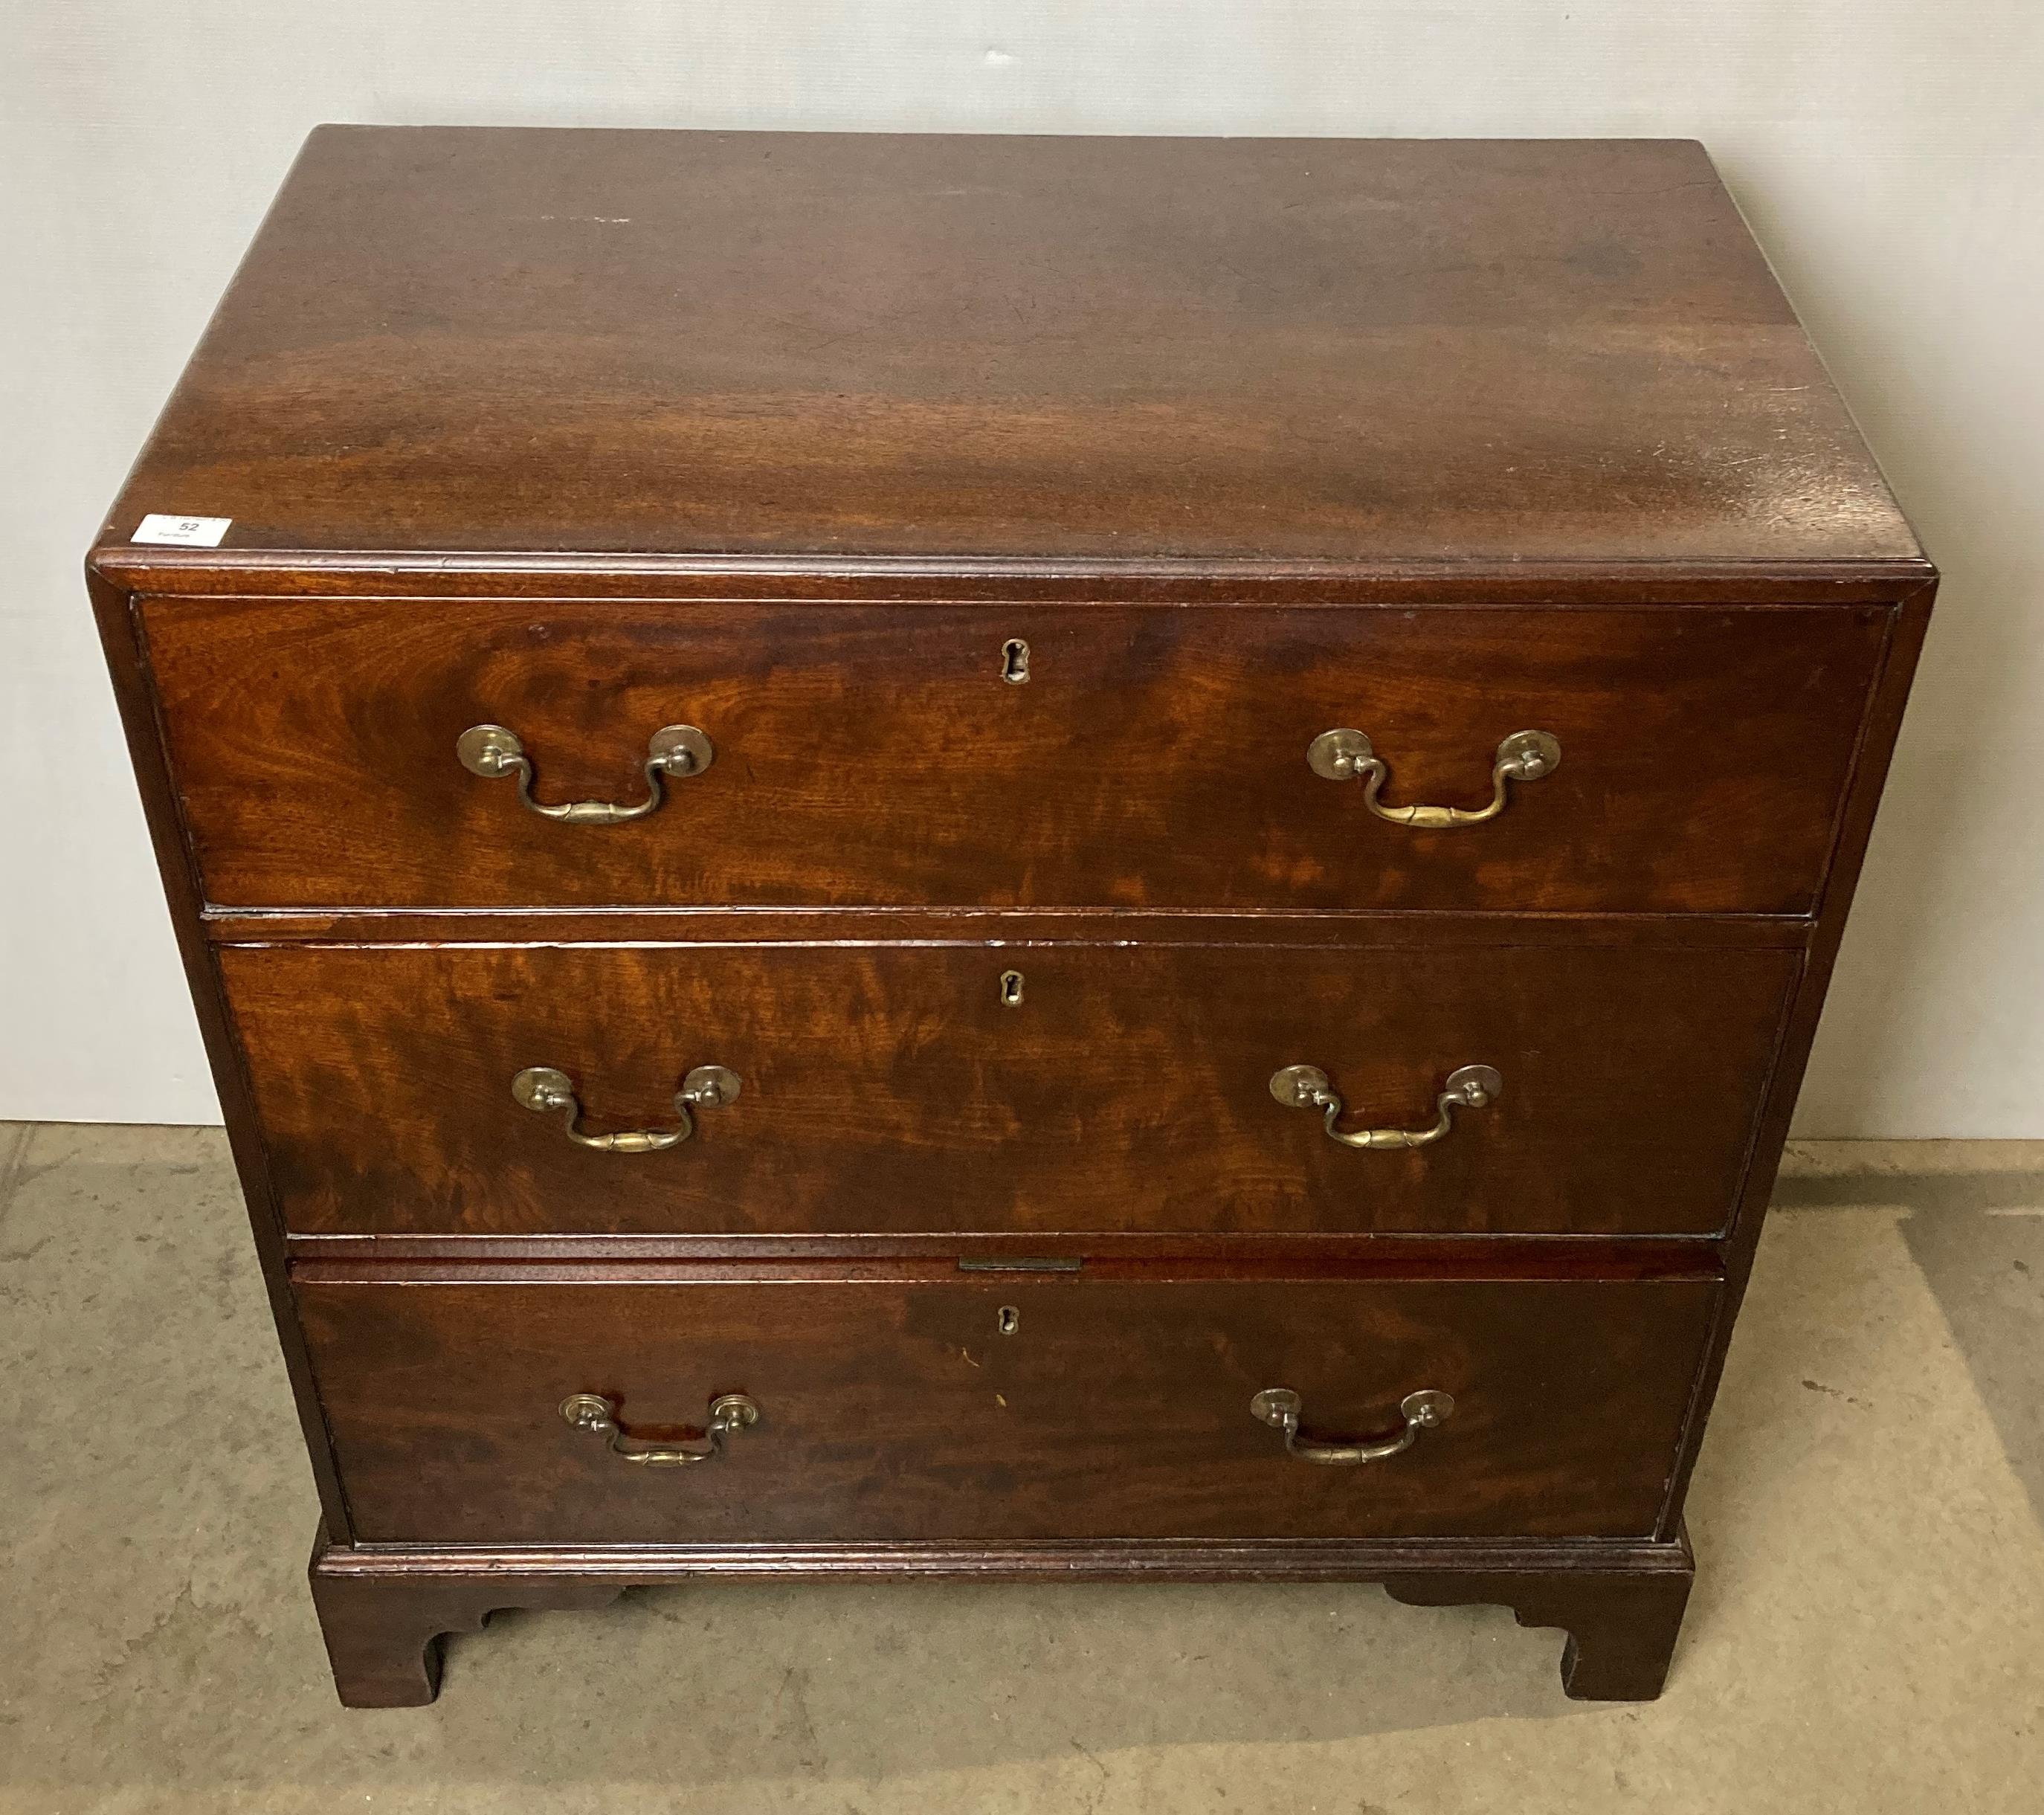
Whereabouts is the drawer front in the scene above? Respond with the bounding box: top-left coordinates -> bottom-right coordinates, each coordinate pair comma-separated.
299,1272 -> 1719,1544
145,598 -> 1886,913
228,941 -> 1796,1239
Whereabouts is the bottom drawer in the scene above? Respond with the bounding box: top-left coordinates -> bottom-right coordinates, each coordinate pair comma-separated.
299,1271 -> 1718,1545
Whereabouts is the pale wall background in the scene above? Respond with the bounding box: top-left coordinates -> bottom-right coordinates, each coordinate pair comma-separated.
4,4 -> 2040,1133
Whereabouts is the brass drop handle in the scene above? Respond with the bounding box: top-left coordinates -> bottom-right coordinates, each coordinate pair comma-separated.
560,1392 -> 760,1466
1307,728 -> 1559,827
1251,1387 -> 1454,1465
512,1064 -> 741,1152
1270,1063 -> 1502,1150
457,722 -> 713,824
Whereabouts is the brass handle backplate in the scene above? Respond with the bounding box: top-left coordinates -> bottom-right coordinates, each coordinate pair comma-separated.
512,1064 -> 741,1152
560,1392 -> 759,1466
457,722 -> 713,824
1251,1387 -> 1453,1465
1270,1063 -> 1502,1150
1307,727 -> 1559,828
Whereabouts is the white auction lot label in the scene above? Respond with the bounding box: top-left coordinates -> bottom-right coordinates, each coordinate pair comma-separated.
132,513 -> 232,547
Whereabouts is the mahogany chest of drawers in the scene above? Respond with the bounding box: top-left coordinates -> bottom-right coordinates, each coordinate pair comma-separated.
89,127 -> 1933,1706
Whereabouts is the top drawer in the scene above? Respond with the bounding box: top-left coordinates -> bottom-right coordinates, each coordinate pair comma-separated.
140,599 -> 1887,913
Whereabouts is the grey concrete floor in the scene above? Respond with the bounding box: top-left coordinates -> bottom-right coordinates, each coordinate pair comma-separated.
2,1124 -> 2041,1814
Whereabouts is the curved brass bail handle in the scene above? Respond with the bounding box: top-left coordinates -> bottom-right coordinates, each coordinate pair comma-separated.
1307,728 -> 1559,828
1251,1387 -> 1454,1465
559,1392 -> 761,1467
1269,1063 -> 1503,1150
512,1065 -> 742,1153
457,723 -> 713,825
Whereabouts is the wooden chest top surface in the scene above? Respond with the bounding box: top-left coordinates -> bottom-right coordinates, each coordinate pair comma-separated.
100,128 -> 1920,572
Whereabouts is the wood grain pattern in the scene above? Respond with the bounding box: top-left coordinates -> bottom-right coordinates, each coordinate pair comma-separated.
86,129 -> 1936,1706
97,130 -> 1919,569
226,940 -> 1798,1239
145,598 -> 1888,913
297,1272 -> 1718,1544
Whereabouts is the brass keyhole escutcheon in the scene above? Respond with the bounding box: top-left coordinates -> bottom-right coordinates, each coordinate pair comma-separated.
997,1306 -> 1021,1335
1001,639 -> 1031,684
999,970 -> 1025,1008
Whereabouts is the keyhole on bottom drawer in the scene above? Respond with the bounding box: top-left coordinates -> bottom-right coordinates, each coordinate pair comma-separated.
1001,638 -> 1031,683
999,970 -> 1025,1008
997,1306 -> 1021,1336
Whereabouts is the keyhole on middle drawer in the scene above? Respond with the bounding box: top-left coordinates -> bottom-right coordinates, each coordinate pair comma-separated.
997,1306 -> 1021,1336
1001,638 -> 1031,683
999,970 -> 1025,1008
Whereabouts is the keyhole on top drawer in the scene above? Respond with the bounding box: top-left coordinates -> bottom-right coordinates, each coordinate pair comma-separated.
1001,639 -> 1031,683
997,1306 -> 1021,1336
999,970 -> 1025,1008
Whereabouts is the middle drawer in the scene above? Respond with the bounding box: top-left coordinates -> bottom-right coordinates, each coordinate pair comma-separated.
227,941 -> 1795,1239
